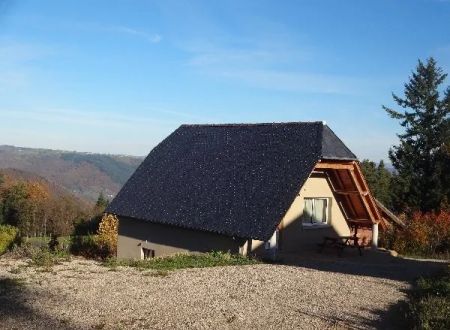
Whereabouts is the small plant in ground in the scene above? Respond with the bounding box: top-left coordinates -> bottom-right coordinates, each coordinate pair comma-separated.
8,266 -> 23,274
150,269 -> 169,277
103,251 -> 259,272
28,247 -> 70,271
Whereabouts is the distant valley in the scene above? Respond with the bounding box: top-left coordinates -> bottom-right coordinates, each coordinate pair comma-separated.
0,145 -> 144,202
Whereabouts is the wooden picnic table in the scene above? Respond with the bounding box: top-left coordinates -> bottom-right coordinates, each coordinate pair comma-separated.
318,235 -> 363,256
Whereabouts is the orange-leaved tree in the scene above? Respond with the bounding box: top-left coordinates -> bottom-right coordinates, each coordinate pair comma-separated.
96,213 -> 118,258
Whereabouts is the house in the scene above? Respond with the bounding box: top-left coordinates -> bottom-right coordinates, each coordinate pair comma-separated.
107,122 -> 390,259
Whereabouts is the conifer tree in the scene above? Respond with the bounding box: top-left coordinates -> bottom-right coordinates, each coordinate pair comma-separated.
383,58 -> 450,212
360,160 -> 393,208
95,192 -> 109,209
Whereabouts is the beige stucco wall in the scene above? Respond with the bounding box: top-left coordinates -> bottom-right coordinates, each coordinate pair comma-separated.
117,216 -> 245,259
117,172 -> 350,259
251,172 -> 350,254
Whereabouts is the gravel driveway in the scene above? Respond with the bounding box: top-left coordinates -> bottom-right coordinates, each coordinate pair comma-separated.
0,253 -> 430,330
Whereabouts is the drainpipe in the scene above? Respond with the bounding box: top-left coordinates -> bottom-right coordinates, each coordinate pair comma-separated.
371,223 -> 379,249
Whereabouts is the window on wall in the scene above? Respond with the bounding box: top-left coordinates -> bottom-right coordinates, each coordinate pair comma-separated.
302,198 -> 329,226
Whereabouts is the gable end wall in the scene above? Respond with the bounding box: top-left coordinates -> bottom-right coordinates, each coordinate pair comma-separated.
250,172 -> 351,254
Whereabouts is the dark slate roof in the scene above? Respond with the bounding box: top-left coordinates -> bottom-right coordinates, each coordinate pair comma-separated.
107,122 -> 357,241
321,125 -> 357,160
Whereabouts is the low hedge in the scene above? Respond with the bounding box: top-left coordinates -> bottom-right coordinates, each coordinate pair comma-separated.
0,225 -> 19,255
70,235 -> 109,259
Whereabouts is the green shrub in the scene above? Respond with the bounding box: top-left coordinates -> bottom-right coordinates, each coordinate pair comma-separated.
29,248 -> 69,267
10,240 -> 42,258
0,225 -> 19,255
26,247 -> 70,272
404,267 -> 450,329
104,251 -> 259,271
70,235 -> 107,259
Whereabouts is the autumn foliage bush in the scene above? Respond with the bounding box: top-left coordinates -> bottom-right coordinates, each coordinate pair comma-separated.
383,211 -> 450,257
96,213 -> 118,258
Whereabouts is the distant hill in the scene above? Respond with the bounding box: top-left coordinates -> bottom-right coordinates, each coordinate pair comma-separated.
0,145 -> 143,202
0,168 -> 91,208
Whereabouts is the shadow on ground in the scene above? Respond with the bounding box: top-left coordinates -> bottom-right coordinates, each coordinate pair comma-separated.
0,277 -> 75,330
279,248 -> 447,282
279,249 -> 448,329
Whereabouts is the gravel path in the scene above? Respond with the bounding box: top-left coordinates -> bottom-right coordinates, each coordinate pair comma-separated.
0,256 -> 417,330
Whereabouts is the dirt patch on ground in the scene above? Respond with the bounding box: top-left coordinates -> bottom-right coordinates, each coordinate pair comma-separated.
0,255 -> 419,329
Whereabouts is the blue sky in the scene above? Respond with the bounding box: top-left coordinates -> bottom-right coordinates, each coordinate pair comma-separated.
0,0 -> 449,161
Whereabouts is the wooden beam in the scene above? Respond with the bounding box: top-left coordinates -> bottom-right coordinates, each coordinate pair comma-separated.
348,169 -> 377,222
353,163 -> 383,221
334,190 -> 368,196
347,218 -> 371,223
374,198 -> 406,228
315,162 -> 355,170
330,170 -> 358,218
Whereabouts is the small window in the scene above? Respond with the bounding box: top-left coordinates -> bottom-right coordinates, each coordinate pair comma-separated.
302,198 -> 329,226
142,248 -> 155,260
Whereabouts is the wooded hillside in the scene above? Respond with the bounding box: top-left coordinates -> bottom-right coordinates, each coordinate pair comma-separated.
0,145 -> 143,202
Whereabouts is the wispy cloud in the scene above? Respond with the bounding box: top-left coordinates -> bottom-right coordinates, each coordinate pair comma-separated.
105,25 -> 162,43
216,69 -> 362,94
185,40 -> 310,68
1,108 -> 176,128
0,40 -> 57,90
0,70 -> 28,88
0,42 -> 55,64
183,41 -> 363,95
38,19 -> 163,44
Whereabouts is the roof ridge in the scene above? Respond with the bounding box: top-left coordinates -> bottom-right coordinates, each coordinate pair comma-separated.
180,121 -> 325,128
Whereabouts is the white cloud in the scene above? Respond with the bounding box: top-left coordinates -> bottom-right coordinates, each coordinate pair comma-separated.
0,42 -> 55,64
216,69 -> 364,95
0,70 -> 28,88
106,26 -> 162,43
0,41 -> 58,91
182,41 -> 364,94
1,108 -> 175,128
185,40 -> 310,68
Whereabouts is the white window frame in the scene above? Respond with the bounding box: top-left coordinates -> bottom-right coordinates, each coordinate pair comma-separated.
302,197 -> 330,228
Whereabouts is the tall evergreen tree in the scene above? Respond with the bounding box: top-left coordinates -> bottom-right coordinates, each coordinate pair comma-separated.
360,159 -> 393,208
95,192 -> 109,210
383,58 -> 450,212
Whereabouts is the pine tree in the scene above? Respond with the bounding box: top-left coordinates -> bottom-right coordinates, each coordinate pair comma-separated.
360,159 -> 393,208
95,192 -> 108,209
383,58 -> 450,212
